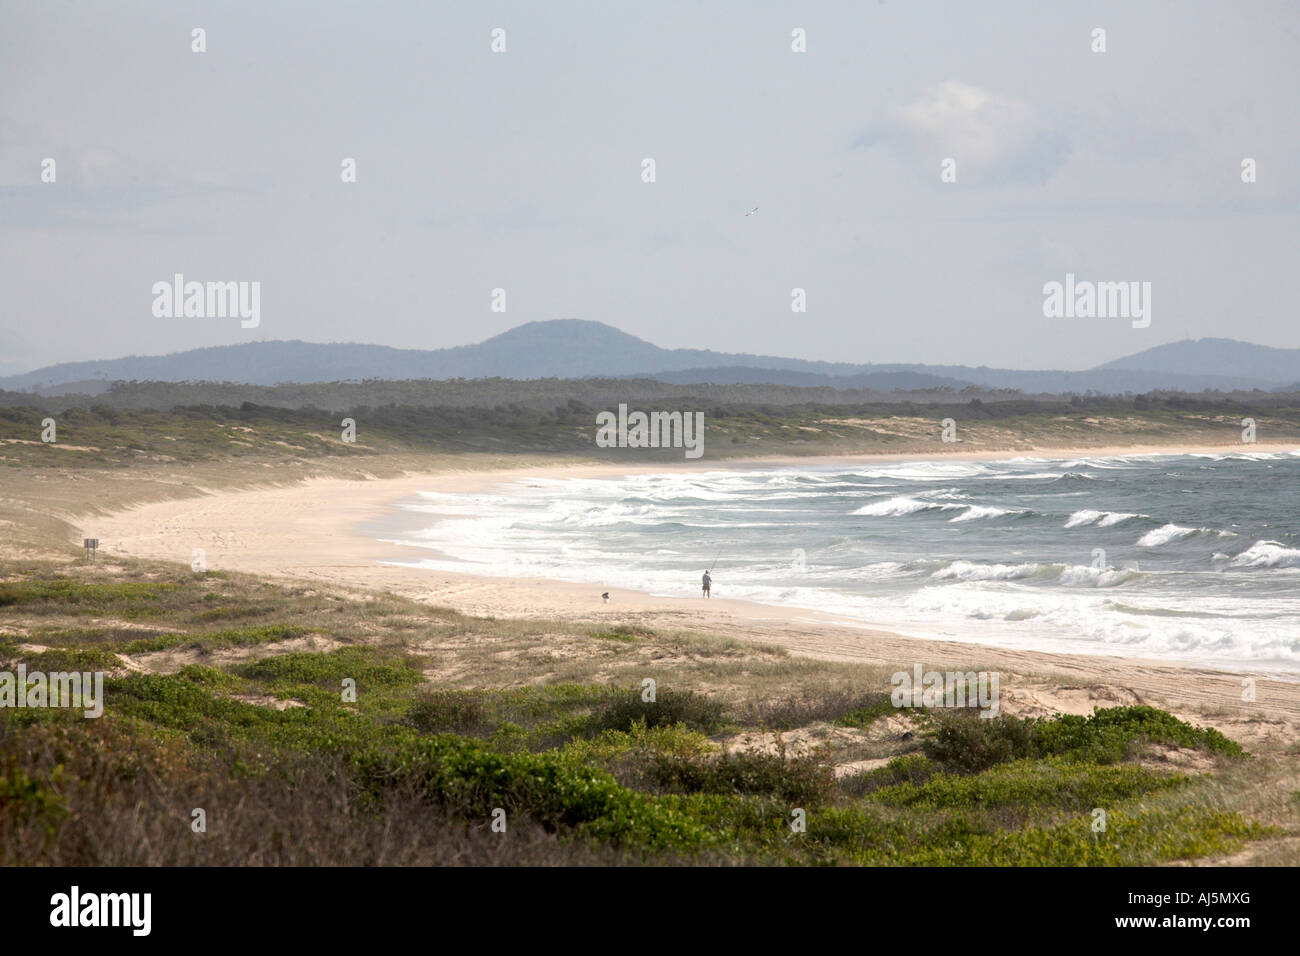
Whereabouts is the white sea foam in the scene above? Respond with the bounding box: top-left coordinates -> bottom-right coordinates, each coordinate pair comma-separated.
1064,509 -> 1103,528
1229,540 -> 1300,569
931,561 -> 1043,581
1098,511 -> 1140,527
1137,524 -> 1235,547
850,496 -> 961,517
1136,523 -> 1197,547
1065,509 -> 1142,528
1057,565 -> 1140,587
948,505 -> 1014,523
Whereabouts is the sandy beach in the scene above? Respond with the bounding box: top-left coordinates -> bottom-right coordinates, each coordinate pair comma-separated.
12,3 -> 1300,876
73,443 -> 1300,740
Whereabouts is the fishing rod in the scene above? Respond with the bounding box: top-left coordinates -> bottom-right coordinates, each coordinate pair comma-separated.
708,548 -> 722,573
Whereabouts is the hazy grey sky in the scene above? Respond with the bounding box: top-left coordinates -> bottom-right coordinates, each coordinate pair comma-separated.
2,0 -> 1297,375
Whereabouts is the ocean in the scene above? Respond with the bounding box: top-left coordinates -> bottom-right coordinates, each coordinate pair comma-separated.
380,450 -> 1300,674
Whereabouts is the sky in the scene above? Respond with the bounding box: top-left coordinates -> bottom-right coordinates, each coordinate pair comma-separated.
1,0 -> 1297,376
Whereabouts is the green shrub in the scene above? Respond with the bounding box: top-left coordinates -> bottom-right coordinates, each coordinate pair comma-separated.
922,706 -> 1246,774
16,647 -> 123,672
176,664 -> 246,692
119,624 -> 307,655
650,748 -> 836,806
0,762 -> 69,840
0,578 -> 181,622
832,694 -> 906,729
840,754 -> 936,797
407,690 -> 489,734
117,633 -> 188,654
350,735 -> 713,852
871,758 -> 1188,811
235,649 -> 422,690
891,807 -> 1267,866
592,688 -> 726,735
1032,706 -> 1245,762
924,711 -> 1035,773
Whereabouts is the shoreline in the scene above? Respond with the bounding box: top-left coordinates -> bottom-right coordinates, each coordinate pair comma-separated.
75,441 -> 1300,723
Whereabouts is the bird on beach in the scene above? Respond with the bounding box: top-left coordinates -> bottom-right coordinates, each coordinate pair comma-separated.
745,206 -> 759,217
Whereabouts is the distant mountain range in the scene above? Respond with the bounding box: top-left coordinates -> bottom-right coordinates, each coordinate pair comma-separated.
3,320 -> 1297,396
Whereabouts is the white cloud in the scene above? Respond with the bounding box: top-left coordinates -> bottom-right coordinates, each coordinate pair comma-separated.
858,81 -> 1069,186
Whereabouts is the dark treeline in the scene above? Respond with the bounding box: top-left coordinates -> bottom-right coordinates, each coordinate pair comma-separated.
3,393 -> 1298,427
0,377 -> 1008,412
3,392 -> 1298,444
3,376 -> 1300,416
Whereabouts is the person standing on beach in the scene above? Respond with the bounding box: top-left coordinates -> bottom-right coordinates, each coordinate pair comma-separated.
702,570 -> 712,598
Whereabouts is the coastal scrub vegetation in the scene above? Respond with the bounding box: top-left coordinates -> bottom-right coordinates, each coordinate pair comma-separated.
4,390 -> 1300,470
0,559 -> 1282,866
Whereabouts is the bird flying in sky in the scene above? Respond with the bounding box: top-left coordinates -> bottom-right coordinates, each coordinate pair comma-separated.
745,206 -> 758,216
